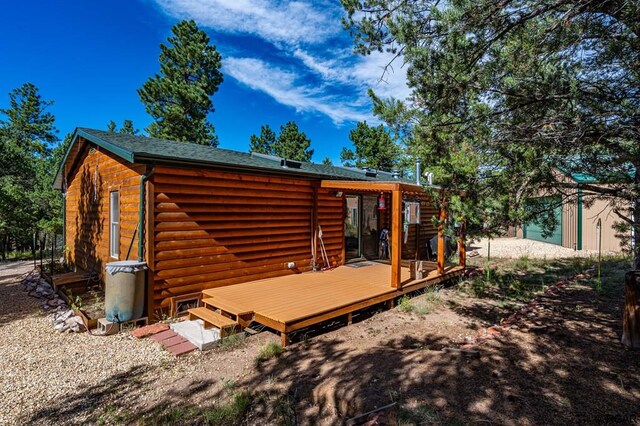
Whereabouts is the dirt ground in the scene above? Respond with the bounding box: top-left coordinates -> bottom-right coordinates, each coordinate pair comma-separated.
1,257 -> 639,425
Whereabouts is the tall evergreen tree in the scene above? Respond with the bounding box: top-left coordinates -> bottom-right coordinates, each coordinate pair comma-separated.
0,83 -> 59,258
138,20 -> 223,146
340,121 -> 399,170
249,124 -> 276,154
0,82 -> 57,156
342,0 -> 640,344
273,121 -> 313,162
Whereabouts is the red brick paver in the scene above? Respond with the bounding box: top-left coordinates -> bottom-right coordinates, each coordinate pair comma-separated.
161,335 -> 187,348
134,323 -> 198,357
150,330 -> 177,342
130,323 -> 170,338
167,341 -> 197,356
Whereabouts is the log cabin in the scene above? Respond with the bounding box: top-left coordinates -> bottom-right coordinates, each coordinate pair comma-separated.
54,128 -> 465,344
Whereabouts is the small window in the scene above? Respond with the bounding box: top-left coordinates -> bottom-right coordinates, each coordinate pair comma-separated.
110,191 -> 119,258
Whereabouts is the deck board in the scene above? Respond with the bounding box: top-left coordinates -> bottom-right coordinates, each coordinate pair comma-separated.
203,263 -> 464,332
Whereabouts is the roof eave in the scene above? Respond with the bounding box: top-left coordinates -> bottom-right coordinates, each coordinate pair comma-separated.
132,154 -> 375,182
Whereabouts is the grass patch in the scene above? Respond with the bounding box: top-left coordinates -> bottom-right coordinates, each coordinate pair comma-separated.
217,333 -> 247,351
398,295 -> 412,313
255,342 -> 284,366
512,255 -> 533,271
423,286 -> 441,303
412,303 -> 432,315
459,256 -> 603,303
272,390 -> 297,426
93,405 -> 131,425
222,378 -> 237,392
397,287 -> 441,315
586,255 -> 630,296
397,403 -> 440,425
150,391 -> 252,425
202,391 -> 251,426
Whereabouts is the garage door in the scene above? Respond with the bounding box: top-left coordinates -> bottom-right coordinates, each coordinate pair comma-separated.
524,198 -> 562,246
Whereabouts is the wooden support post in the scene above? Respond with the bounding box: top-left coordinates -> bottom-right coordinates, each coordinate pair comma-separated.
459,220 -> 466,269
311,183 -> 319,269
387,299 -> 396,309
622,271 -> 640,349
281,332 -> 289,347
437,205 -> 446,275
341,193 -> 346,266
391,190 -> 403,288
347,312 -> 353,325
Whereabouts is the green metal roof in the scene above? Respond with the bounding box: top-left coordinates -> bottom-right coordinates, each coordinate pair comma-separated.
554,154 -> 636,184
53,127 -> 412,189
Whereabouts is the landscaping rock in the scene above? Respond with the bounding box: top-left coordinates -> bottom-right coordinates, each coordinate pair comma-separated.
21,272 -> 83,333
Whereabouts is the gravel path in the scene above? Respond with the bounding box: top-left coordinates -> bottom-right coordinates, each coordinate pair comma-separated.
469,237 -> 613,259
0,261 -> 173,425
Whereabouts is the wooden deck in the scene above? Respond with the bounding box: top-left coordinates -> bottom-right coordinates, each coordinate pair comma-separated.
201,262 -> 464,345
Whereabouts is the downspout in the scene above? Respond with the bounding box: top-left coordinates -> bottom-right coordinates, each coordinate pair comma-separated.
138,166 -> 154,262
577,185 -> 583,250
62,195 -> 66,264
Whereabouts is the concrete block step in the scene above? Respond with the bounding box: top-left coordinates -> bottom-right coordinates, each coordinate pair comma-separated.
171,319 -> 220,351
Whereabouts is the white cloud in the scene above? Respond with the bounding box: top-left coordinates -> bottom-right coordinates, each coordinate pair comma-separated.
154,0 -> 340,45
293,48 -> 412,101
224,57 -> 371,124
152,0 -> 412,124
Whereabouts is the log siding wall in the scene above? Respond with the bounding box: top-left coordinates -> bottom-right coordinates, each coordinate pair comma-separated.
65,140 -> 144,275
151,167 -> 344,310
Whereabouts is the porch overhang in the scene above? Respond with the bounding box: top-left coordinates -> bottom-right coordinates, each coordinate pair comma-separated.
320,180 -> 426,194
321,179 -> 429,289
320,179 -> 465,289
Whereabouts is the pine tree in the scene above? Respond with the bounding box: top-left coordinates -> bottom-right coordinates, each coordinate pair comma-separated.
249,125 -> 276,154
0,83 -> 59,258
107,119 -> 138,135
273,121 -> 313,162
342,0 -> 639,264
342,0 -> 640,346
340,121 -> 399,171
138,20 -> 223,146
0,82 -> 57,156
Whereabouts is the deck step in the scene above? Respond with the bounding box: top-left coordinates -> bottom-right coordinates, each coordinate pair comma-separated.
188,307 -> 239,337
202,298 -> 253,316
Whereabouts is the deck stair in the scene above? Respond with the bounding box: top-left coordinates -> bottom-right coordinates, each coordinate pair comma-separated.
188,307 -> 239,338
201,297 -> 254,327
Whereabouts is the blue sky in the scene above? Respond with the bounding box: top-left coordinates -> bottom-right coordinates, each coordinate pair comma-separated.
0,0 -> 409,163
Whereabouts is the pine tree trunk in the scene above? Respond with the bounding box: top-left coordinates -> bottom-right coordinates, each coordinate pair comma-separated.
633,191 -> 640,271
622,271 -> 640,349
0,234 -> 6,261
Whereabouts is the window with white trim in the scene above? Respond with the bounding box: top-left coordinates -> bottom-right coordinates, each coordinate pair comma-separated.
109,191 -> 119,258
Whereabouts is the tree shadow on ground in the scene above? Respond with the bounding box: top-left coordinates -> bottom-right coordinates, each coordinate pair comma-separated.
236,257 -> 639,424
24,364 -> 220,425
